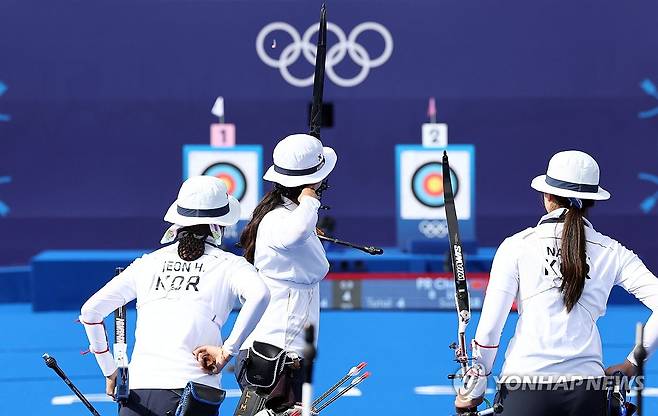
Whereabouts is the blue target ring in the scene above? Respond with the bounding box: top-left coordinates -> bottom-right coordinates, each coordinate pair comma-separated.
411,162 -> 459,208
202,162 -> 247,201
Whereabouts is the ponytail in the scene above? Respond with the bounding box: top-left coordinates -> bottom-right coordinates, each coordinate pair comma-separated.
240,184 -> 304,264
177,224 -> 211,262
553,196 -> 595,312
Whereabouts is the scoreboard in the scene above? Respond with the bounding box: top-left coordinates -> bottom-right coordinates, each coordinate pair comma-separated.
318,273 -> 489,310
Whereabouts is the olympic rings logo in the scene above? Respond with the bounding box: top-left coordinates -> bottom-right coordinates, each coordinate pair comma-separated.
256,21 -> 393,87
418,220 -> 449,239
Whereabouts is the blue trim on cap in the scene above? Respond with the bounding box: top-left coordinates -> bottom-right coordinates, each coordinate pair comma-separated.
177,204 -> 229,218
545,176 -> 598,193
274,157 -> 325,176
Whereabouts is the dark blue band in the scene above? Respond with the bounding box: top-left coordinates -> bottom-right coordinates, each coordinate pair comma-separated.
545,175 -> 598,193
177,204 -> 229,218
274,157 -> 325,176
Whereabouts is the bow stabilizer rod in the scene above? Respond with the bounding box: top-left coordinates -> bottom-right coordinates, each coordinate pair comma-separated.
318,235 -> 383,255
42,353 -> 102,416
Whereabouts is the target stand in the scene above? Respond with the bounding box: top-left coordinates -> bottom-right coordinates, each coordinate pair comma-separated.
183,145 -> 263,250
395,144 -> 476,253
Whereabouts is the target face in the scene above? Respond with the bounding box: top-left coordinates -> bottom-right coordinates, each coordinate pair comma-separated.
411,162 -> 459,208
184,145 -> 263,221
398,146 -> 473,221
202,162 -> 247,201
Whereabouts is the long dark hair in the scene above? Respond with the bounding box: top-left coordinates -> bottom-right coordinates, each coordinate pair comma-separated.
552,195 -> 595,312
240,184 -> 304,264
177,224 -> 211,262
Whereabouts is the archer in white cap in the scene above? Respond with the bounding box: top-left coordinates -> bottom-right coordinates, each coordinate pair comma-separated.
455,151 -> 658,415
197,133 -> 336,403
80,176 -> 270,416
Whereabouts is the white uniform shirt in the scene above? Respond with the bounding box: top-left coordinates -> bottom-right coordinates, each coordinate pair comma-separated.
241,195 -> 329,355
475,208 -> 658,378
80,242 -> 269,389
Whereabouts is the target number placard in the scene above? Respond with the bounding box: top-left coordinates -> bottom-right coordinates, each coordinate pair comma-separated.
210,123 -> 236,147
183,145 -> 263,220
421,123 -> 448,148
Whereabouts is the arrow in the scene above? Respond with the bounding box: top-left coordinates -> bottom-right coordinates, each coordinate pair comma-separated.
312,362 -> 366,408
314,372 -> 370,413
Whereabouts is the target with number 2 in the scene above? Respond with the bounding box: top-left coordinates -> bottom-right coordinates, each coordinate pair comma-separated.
397,145 -> 473,220
411,162 -> 459,208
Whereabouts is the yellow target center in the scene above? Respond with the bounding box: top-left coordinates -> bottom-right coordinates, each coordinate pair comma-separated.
426,176 -> 444,195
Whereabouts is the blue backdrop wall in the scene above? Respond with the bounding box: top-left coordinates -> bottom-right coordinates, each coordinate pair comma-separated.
1,0 -> 657,268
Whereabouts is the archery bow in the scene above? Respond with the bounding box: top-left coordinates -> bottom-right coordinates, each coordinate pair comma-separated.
300,11 -> 326,416
443,151 -> 471,380
444,152 -> 502,415
308,3 -> 331,207
308,3 -> 326,140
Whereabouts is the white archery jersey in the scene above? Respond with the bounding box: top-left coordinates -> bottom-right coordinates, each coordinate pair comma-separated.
80,242 -> 269,390
242,196 -> 329,355
475,208 -> 658,378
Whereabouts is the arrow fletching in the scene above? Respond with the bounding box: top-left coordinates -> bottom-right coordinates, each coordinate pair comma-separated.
348,362 -> 367,376
352,371 -> 371,385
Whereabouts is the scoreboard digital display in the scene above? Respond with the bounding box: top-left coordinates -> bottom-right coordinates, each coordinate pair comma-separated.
319,273 -> 489,310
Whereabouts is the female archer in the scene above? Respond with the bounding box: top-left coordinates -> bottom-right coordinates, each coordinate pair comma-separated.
81,176 -> 270,416
197,133 -> 336,404
456,151 -> 658,415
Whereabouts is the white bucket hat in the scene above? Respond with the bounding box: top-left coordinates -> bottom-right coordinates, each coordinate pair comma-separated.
531,150 -> 611,200
263,134 -> 337,188
164,176 -> 241,227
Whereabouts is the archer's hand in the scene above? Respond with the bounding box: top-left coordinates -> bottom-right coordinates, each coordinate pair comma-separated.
193,345 -> 232,374
105,370 -> 117,398
454,363 -> 487,412
298,188 -> 318,203
605,359 -> 638,377
454,397 -> 482,414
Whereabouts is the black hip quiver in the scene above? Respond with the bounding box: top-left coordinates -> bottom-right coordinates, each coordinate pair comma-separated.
234,341 -> 302,416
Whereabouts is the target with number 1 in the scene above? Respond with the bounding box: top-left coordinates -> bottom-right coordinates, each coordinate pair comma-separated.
202,162 -> 247,201
183,145 -> 262,220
